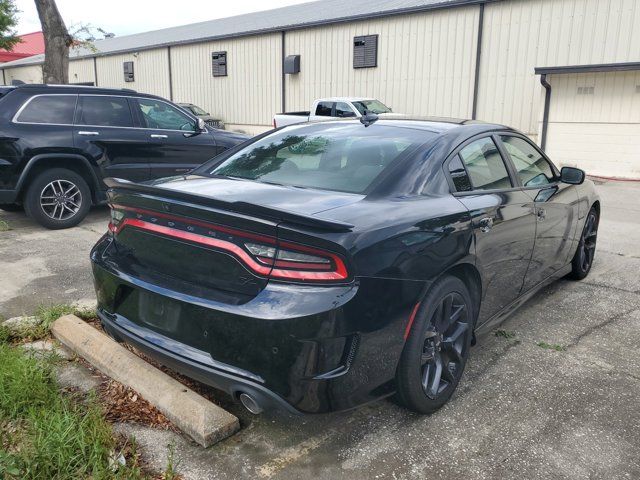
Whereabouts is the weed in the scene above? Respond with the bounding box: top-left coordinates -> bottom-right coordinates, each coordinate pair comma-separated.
0,220 -> 10,232
536,341 -> 566,352
494,329 -> 517,339
163,440 -> 181,480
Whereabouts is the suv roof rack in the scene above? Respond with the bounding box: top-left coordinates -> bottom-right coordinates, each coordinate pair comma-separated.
15,84 -> 138,93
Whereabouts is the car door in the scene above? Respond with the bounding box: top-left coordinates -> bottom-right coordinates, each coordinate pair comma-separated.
131,97 -> 220,180
447,135 -> 537,323
73,94 -> 150,182
498,134 -> 580,290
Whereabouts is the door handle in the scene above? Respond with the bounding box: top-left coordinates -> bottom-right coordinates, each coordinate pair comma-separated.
150,134 -> 168,139
478,217 -> 494,233
77,131 -> 99,136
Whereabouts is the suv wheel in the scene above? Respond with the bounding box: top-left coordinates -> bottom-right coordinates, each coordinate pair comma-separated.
24,168 -> 91,229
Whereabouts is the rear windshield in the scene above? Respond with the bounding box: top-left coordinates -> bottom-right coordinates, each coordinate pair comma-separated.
200,123 -> 429,194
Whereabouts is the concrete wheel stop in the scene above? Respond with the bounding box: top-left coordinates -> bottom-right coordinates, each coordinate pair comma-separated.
52,314 -> 240,447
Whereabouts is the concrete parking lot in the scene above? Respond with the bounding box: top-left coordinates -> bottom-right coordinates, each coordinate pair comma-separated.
1,180 -> 639,479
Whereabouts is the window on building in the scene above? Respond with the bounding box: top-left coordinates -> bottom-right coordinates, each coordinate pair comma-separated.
212,51 -> 227,77
500,135 -> 555,187
448,155 -> 472,192
458,137 -> 512,191
16,95 -> 77,124
76,96 -> 133,127
353,35 -> 378,69
135,98 -> 195,131
315,101 -> 334,116
123,61 -> 134,82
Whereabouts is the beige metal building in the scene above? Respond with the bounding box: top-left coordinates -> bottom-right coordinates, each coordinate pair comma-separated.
1,0 -> 639,177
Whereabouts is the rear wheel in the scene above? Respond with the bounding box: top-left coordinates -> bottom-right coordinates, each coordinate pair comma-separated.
396,276 -> 474,414
24,168 -> 91,229
568,207 -> 599,280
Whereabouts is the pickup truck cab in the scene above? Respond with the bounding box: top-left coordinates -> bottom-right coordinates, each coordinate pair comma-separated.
273,97 -> 394,128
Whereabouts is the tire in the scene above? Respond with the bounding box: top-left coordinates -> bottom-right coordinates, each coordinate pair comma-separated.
23,168 -> 91,229
568,207 -> 599,280
0,204 -> 22,212
396,276 -> 474,414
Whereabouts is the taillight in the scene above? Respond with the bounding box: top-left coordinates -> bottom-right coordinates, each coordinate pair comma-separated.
243,241 -> 348,281
108,205 -> 349,283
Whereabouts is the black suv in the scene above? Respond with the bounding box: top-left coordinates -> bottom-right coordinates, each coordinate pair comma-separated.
0,84 -> 249,229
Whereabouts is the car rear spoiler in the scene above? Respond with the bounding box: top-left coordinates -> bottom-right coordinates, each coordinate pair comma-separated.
104,177 -> 354,233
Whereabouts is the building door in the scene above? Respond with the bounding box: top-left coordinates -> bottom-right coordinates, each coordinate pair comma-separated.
545,70 -> 640,179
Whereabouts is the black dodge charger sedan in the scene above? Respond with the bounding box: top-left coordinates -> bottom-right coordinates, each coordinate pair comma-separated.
91,117 -> 599,414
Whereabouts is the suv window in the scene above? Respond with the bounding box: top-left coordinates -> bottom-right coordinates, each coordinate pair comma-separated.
500,135 -> 555,187
16,95 -> 76,125
76,96 -> 133,127
458,137 -> 512,191
315,102 -> 334,116
135,98 -> 195,131
335,102 -> 356,118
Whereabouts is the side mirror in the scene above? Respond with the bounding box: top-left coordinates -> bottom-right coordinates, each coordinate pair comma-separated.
197,118 -> 206,132
560,166 -> 585,185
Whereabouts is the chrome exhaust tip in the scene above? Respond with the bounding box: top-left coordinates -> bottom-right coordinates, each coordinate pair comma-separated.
239,392 -> 263,414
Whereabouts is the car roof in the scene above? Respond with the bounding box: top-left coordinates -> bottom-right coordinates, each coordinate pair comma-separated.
319,97 -> 376,103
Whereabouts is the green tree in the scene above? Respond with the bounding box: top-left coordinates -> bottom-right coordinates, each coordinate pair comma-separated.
0,0 -> 20,51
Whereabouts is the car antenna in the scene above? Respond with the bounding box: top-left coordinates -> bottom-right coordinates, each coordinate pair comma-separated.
360,110 -> 379,127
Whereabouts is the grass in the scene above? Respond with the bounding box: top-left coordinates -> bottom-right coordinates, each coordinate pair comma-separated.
0,306 -> 182,479
0,303 -> 97,344
0,220 -> 10,232
536,341 -> 567,352
494,329 -> 517,339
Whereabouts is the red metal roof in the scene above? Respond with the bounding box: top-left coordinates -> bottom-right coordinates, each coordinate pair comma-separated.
0,32 -> 45,63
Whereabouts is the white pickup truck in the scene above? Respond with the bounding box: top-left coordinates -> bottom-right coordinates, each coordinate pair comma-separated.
273,97 -> 395,128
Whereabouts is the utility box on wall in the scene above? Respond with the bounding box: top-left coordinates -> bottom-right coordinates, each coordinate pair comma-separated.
284,55 -> 301,74
123,61 -> 134,82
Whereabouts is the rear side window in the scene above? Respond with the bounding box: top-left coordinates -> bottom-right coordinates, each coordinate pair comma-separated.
448,155 -> 472,192
458,137 -> 512,191
76,96 -> 133,127
500,135 -> 555,187
335,102 -> 356,118
315,102 -> 333,116
203,123 -> 431,194
16,95 -> 76,124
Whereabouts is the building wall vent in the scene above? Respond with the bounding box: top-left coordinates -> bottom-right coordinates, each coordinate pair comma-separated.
577,86 -> 594,95
353,35 -> 378,69
284,55 -> 301,74
123,61 -> 134,82
212,52 -> 227,77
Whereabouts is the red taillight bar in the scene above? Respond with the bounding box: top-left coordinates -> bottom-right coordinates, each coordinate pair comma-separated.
109,207 -> 349,282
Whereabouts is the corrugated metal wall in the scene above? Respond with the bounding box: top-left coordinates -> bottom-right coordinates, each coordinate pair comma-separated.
284,6 -> 479,118
2,65 -> 43,84
478,0 -> 640,140
69,58 -> 95,85
170,33 -> 282,130
2,0 -> 639,138
96,49 -> 171,98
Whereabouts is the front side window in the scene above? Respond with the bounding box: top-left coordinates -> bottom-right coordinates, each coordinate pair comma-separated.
199,123 -> 432,194
500,135 -> 555,187
352,99 -> 392,115
76,96 -> 133,127
315,102 -> 334,117
335,102 -> 356,118
136,98 -> 194,131
16,95 -> 76,124
459,137 -> 512,191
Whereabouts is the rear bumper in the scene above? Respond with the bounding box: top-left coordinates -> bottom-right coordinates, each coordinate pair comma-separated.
91,235 -> 424,413
0,189 -> 18,203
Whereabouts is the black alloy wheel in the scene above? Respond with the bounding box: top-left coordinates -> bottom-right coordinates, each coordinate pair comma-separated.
569,207 -> 599,280
396,276 -> 474,413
